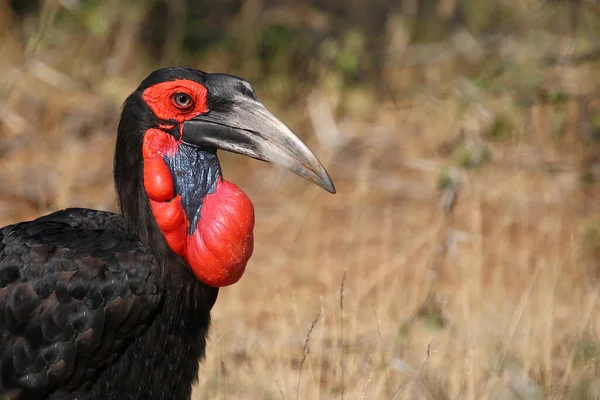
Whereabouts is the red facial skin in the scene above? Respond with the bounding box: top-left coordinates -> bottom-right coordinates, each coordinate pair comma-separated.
142,79 -> 209,124
141,80 -> 255,287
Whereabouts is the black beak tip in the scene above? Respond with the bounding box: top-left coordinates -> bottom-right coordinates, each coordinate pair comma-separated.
320,172 -> 336,194
325,180 -> 336,194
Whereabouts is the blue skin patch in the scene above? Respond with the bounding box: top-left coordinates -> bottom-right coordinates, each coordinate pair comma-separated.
163,145 -> 222,234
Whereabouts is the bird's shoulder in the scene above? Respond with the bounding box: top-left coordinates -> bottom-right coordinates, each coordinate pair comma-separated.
0,208 -> 164,397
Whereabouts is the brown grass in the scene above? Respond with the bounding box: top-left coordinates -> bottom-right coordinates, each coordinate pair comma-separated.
2,1 -> 600,399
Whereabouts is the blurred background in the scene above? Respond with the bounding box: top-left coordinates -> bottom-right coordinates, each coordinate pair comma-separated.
1,0 -> 600,398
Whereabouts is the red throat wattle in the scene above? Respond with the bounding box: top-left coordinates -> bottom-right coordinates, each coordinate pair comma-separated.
142,128 -> 255,287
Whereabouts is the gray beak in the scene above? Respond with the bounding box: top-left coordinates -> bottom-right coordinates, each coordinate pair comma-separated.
182,73 -> 335,194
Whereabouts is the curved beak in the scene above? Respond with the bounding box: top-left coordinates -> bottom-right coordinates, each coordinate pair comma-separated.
182,74 -> 335,194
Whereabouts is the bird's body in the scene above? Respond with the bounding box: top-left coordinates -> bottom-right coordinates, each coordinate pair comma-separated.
1,208 -> 216,399
0,67 -> 334,399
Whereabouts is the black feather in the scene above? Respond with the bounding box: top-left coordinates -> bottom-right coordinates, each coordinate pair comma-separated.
0,209 -> 218,400
1,67 -> 223,400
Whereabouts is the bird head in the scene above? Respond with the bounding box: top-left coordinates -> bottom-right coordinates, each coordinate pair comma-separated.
114,67 -> 334,287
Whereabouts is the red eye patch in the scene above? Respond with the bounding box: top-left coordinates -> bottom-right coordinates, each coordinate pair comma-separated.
142,79 -> 209,123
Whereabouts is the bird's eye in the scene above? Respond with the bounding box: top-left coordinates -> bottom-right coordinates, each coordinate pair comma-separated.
172,92 -> 193,109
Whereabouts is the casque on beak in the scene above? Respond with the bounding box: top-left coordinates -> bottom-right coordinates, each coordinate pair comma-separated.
181,73 -> 336,194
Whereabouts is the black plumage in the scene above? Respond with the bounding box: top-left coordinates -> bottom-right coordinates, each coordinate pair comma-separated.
0,67 -> 334,400
1,209 -> 218,400
1,69 -> 220,400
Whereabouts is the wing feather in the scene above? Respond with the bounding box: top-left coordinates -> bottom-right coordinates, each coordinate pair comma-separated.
0,209 -> 163,398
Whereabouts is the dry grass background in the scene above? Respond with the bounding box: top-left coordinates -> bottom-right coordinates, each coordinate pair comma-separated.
2,0 -> 600,399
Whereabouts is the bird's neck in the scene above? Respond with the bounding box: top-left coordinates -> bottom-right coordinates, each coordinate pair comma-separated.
141,128 -> 255,287
86,260 -> 218,400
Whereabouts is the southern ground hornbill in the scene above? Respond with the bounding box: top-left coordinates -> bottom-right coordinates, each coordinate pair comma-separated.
0,67 -> 335,399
